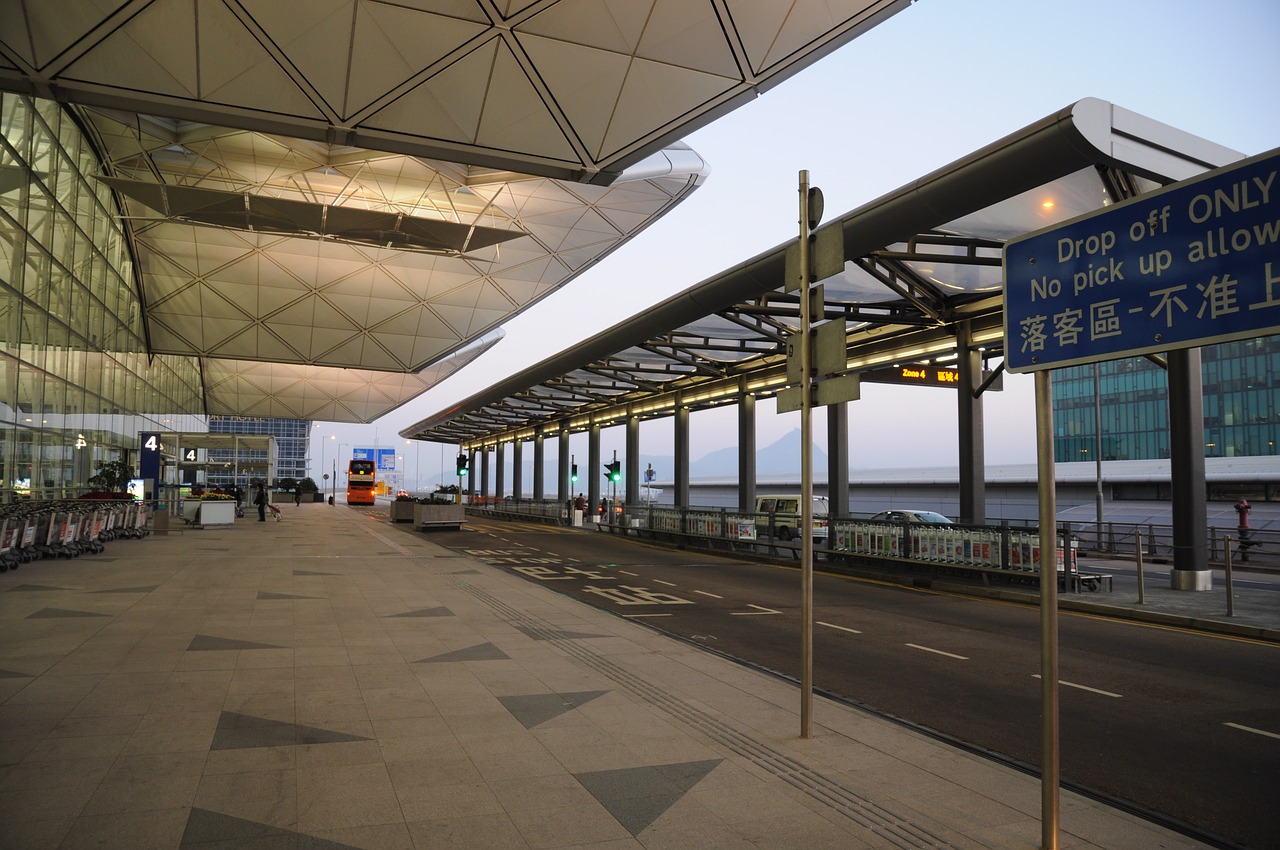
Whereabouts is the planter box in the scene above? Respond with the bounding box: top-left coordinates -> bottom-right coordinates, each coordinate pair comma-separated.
413,503 -> 465,531
388,500 -> 416,523
195,500 -> 236,525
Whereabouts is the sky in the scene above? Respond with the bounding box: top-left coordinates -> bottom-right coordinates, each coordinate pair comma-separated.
310,0 -> 1280,488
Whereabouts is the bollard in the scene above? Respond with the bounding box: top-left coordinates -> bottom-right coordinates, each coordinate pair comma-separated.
1223,537 -> 1234,618
1135,529 -> 1145,605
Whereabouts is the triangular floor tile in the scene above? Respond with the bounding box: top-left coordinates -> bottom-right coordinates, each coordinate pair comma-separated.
25,607 -> 108,619
6,584 -> 71,592
187,635 -> 285,652
181,808 -> 362,848
256,591 -> 320,600
210,711 -> 371,750
415,643 -> 509,663
386,607 -> 454,618
575,760 -> 723,836
0,669 -> 32,678
93,586 -> 158,594
499,691 -> 609,728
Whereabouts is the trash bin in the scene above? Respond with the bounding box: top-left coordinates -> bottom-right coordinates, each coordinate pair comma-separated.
328,495 -> 334,505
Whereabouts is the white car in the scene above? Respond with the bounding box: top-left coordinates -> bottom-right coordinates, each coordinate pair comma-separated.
869,509 -> 953,524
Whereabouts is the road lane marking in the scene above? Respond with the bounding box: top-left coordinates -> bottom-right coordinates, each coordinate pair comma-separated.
618,570 -> 639,576
906,643 -> 968,660
624,613 -> 673,618
653,579 -> 677,587
1224,722 -> 1280,740
1032,675 -> 1122,698
730,604 -> 781,616
693,590 -> 723,599
817,621 -> 862,634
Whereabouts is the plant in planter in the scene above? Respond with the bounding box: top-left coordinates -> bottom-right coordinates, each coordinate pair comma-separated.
388,493 -> 417,522
413,495 -> 465,530
82,459 -> 135,499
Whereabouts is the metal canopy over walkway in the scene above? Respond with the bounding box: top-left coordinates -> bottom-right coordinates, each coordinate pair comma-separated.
401,98 -> 1241,447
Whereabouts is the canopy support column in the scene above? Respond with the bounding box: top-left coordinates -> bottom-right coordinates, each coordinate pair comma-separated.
738,393 -> 756,513
957,320 -> 986,524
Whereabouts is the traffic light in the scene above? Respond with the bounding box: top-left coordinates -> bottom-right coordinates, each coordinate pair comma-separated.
604,460 -> 621,482
455,453 -> 469,477
570,463 -> 578,483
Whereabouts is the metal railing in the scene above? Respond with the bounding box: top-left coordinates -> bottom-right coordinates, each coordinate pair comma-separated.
466,499 -> 1275,572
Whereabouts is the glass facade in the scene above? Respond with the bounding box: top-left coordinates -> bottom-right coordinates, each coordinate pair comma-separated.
206,416 -> 310,487
1,94 -> 205,500
1053,336 -> 1280,462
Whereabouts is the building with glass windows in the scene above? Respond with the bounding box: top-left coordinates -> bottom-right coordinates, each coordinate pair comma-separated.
1053,336 -> 1280,463
206,415 -> 310,488
1,96 -> 206,499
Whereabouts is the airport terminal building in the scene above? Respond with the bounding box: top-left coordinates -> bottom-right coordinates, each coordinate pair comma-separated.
1,96 -> 207,499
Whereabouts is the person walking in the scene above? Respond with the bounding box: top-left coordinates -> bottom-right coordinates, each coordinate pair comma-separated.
293,485 -> 301,506
254,480 -> 268,522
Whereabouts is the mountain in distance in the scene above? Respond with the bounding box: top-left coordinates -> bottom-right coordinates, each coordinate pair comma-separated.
641,428 -> 824,480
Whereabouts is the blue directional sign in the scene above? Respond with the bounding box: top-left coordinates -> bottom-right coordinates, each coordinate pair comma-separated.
1004,147 -> 1280,372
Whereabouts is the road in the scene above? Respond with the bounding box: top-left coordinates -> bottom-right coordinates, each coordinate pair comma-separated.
396,516 -> 1279,849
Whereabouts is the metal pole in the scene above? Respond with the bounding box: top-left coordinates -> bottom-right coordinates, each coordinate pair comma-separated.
1093,362 -> 1104,550
798,170 -> 814,740
1135,530 -> 1145,605
1224,537 -> 1234,617
1035,370 -> 1059,850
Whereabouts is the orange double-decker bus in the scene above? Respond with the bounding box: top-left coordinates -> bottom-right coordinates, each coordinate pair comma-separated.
346,459 -> 376,505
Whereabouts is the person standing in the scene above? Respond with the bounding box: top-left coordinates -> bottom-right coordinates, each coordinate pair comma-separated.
254,480 -> 267,522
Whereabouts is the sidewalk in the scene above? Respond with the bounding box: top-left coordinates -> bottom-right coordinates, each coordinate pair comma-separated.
0,504 -> 1223,849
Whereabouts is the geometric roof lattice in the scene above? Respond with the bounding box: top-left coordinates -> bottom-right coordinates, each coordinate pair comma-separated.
0,1 -> 918,423
0,0 -> 912,184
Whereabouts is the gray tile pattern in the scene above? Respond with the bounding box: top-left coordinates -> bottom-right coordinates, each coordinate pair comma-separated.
0,504 -> 1218,849
498,691 -> 610,729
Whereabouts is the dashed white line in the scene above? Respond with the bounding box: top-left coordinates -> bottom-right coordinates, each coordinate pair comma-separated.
730,604 -> 782,616
1032,674 -> 1122,698
906,643 -> 968,660
618,570 -> 639,577
693,590 -> 723,599
817,621 -> 862,634
623,613 -> 674,618
652,579 -> 677,587
1224,722 -> 1280,740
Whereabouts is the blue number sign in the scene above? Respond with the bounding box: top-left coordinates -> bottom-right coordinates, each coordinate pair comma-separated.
1004,147 -> 1280,372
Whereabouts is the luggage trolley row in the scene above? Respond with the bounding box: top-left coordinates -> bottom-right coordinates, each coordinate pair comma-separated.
0,499 -> 150,571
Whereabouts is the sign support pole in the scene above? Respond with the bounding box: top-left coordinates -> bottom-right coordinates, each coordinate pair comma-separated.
1035,371 -> 1060,850
798,170 -> 814,739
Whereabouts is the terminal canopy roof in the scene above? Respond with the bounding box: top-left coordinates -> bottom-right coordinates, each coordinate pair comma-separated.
1,1 -> 913,422
400,99 -> 1243,447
